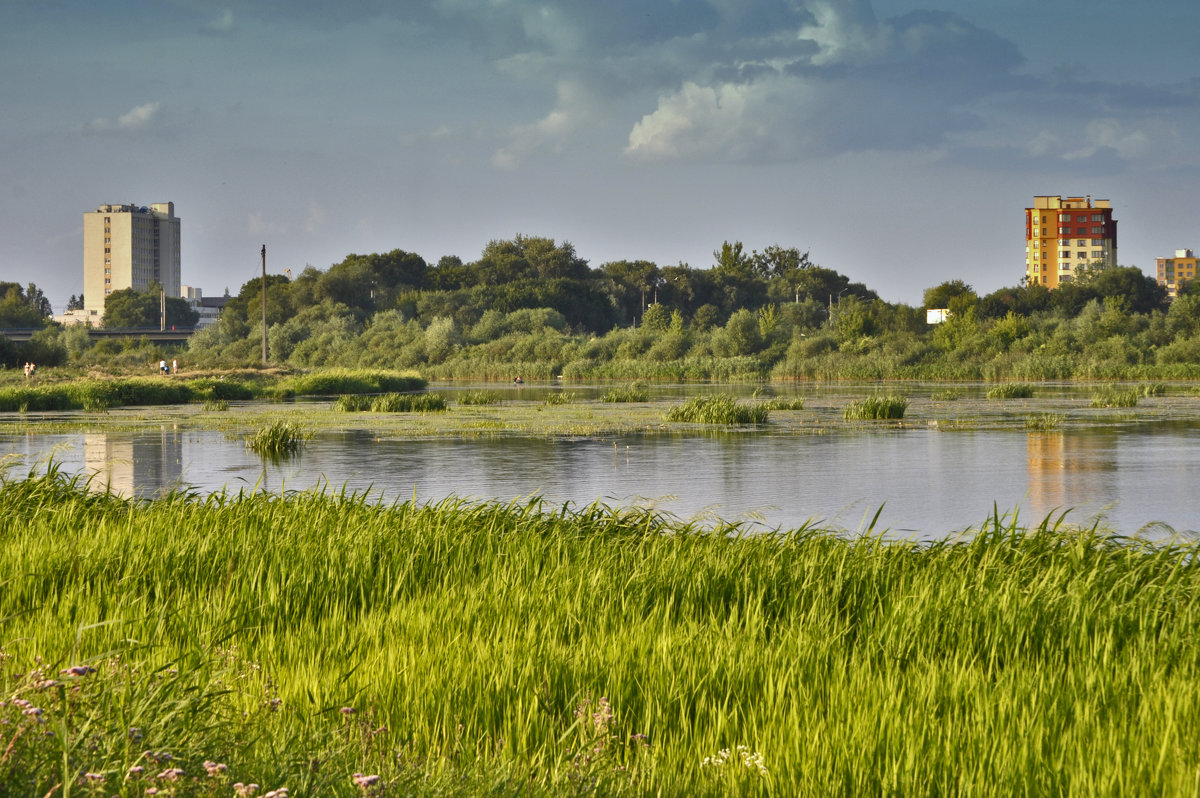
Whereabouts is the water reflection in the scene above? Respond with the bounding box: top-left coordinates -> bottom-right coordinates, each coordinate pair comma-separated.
2,425 -> 1197,537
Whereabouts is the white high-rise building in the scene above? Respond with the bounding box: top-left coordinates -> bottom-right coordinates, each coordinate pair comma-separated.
83,202 -> 180,322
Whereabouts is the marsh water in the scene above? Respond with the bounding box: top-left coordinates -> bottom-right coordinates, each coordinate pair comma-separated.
3,383 -> 1199,537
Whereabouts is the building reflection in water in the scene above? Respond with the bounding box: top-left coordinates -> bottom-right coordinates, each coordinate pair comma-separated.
1025,431 -> 1116,520
83,427 -> 184,498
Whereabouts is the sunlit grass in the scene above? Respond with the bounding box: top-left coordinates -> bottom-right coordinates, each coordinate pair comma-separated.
245,420 -> 308,457
2,471 -> 1199,795
1091,385 -> 1140,408
664,395 -> 769,424
843,394 -> 908,420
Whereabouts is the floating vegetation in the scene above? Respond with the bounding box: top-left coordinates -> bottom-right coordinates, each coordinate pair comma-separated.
987,383 -> 1035,399
1091,386 -> 1140,408
601,381 -> 649,403
457,390 -> 502,406
931,390 -> 961,401
665,395 -> 769,424
1026,413 -> 1065,430
843,394 -> 908,420
245,420 -> 308,457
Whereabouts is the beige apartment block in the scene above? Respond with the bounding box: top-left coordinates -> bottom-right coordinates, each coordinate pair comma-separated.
1156,249 -> 1199,299
83,202 -> 180,321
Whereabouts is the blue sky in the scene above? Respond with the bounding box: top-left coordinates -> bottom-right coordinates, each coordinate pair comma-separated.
3,0 -> 1199,311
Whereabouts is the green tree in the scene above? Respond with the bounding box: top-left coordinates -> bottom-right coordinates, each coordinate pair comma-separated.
101,285 -> 198,329
923,280 -> 976,310
0,283 -> 52,327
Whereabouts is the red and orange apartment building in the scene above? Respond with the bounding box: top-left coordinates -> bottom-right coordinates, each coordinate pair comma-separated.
1024,195 -> 1117,288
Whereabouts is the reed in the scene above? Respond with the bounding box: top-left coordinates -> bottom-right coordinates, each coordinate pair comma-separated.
2,472 -> 1199,796
664,395 -> 769,424
1025,412 -> 1065,430
930,389 -> 960,401
986,383 -> 1035,399
600,381 -> 649,403
245,420 -> 308,457
1090,385 -> 1140,408
456,390 -> 503,406
543,391 -> 577,406
370,392 -> 447,413
843,394 -> 908,420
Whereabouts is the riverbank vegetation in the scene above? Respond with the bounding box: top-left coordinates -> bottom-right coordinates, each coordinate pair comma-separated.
8,235 -> 1200,383
2,470 -> 1198,796
0,369 -> 425,412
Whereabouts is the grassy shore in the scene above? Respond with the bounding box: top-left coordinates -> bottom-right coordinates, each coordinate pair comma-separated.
2,471 -> 1199,796
0,368 -> 426,412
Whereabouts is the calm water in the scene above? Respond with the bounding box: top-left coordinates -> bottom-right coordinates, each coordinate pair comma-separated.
3,420 -> 1198,537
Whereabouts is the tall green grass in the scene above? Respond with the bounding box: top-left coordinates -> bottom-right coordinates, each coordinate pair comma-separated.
1090,385 -> 1140,408
2,472 -> 1199,795
245,420 -> 308,457
843,394 -> 908,420
600,381 -> 650,403
664,395 -> 769,424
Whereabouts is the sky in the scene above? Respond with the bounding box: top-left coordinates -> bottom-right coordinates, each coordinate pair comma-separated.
3,0 -> 1200,312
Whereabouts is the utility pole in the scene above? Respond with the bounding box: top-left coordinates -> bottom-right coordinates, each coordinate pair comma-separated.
159,289 -> 165,331
261,244 -> 268,365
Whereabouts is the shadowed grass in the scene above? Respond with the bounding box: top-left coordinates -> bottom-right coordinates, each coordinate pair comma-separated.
986,383 -> 1035,399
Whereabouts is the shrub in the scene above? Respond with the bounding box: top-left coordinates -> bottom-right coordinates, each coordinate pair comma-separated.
843,395 -> 908,420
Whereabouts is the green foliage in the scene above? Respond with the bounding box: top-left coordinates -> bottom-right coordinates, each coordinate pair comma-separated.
0,282 -> 52,327
843,394 -> 908,420
760,396 -> 805,410
245,420 -> 308,457
987,383 -> 1035,399
101,285 -> 199,329
665,395 -> 769,424
544,391 -> 576,405
273,369 -> 426,398
931,390 -> 960,401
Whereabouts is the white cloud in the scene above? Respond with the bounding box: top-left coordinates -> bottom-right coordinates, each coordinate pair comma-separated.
117,102 -> 161,130
84,102 -> 162,133
202,9 -> 235,34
